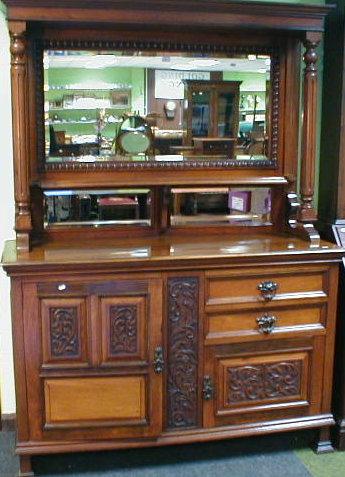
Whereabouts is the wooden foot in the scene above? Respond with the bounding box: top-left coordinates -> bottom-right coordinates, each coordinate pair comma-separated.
314,427 -> 335,454
333,419 -> 345,450
18,456 -> 34,477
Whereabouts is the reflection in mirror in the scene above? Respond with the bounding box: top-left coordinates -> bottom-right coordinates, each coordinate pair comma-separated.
44,50 -> 271,164
44,189 -> 151,227
170,187 -> 272,226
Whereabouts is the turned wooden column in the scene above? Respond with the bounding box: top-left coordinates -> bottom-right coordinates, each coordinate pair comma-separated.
299,31 -> 322,223
9,21 -> 32,252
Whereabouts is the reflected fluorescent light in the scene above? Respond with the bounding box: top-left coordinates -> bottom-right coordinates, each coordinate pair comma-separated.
248,54 -> 257,61
170,64 -> 194,70
190,59 -> 220,67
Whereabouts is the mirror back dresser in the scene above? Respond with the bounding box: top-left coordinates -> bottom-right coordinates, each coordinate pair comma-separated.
1,1 -> 343,475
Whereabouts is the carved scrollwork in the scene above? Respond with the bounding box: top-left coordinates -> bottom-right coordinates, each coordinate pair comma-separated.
109,305 -> 137,355
50,307 -> 79,357
167,277 -> 199,429
227,360 -> 302,404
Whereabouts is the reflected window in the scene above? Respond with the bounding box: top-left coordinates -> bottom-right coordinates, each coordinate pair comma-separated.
44,50 -> 271,164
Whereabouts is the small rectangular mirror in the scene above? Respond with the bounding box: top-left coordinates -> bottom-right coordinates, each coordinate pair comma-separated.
44,189 -> 151,228
170,187 -> 272,226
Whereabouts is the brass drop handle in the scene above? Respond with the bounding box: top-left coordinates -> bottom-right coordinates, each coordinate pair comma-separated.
153,346 -> 164,374
256,314 -> 277,334
203,375 -> 214,400
257,281 -> 278,301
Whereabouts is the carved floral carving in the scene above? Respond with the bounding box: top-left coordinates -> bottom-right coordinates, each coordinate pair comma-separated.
227,360 -> 301,403
50,307 -> 79,357
167,277 -> 199,429
109,305 -> 137,355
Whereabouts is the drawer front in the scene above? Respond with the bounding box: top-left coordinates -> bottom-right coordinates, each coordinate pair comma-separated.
206,266 -> 328,307
206,304 -> 326,344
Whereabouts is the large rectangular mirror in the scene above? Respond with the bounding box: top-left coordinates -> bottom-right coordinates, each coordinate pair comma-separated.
43,48 -> 276,169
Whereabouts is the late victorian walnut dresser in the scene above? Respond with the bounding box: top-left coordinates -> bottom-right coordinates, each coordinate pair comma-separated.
1,1 -> 343,476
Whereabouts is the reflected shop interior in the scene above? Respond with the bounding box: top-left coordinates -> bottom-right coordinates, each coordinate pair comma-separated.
44,50 -> 271,163
44,50 -> 272,229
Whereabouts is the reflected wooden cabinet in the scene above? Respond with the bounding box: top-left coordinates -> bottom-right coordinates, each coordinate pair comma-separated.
184,80 -> 241,149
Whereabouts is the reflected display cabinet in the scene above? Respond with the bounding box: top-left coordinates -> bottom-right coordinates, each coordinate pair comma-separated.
1,1 -> 343,476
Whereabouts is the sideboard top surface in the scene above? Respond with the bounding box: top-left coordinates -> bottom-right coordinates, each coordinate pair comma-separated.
2,233 -> 343,275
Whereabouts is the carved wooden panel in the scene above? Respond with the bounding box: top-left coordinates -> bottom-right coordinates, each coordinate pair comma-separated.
216,351 -> 309,416
109,305 -> 137,355
101,296 -> 147,364
41,297 -> 88,367
227,361 -> 301,404
166,276 -> 199,429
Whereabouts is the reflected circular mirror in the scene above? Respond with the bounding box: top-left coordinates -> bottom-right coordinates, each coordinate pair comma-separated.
118,131 -> 151,154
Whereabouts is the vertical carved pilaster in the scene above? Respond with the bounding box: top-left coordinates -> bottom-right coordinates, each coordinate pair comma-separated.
9,21 -> 32,251
299,32 -> 321,223
166,277 -> 199,429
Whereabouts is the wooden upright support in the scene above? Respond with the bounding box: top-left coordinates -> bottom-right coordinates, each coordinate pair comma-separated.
299,31 -> 322,223
9,21 -> 32,252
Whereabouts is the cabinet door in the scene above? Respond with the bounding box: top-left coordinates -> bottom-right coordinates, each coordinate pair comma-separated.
203,337 -> 324,428
23,277 -> 163,442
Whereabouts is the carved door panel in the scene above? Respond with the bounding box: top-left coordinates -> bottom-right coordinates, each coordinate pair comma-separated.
23,277 -> 163,442
203,337 -> 325,428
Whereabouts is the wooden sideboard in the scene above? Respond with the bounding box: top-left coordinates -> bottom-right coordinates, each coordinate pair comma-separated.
2,234 -> 343,475
1,1 -> 343,476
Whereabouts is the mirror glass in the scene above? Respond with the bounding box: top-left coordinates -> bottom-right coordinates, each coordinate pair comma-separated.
44,49 -> 272,166
44,189 -> 151,228
170,187 -> 272,226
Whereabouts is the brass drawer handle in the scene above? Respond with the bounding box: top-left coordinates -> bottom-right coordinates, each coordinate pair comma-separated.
256,314 -> 277,334
153,346 -> 164,374
257,281 -> 278,301
203,375 -> 214,400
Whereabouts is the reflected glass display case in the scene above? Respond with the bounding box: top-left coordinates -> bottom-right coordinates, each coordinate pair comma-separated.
1,1 -> 343,476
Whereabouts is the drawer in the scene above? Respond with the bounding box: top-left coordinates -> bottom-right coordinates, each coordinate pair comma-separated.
205,304 -> 326,344
206,266 -> 328,307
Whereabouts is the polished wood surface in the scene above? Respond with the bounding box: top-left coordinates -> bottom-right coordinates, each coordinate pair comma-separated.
299,32 -> 322,222
3,0 -> 332,32
2,234 -> 343,273
44,376 -> 146,425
